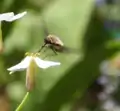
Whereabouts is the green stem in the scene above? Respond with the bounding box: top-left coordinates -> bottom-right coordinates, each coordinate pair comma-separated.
15,92 -> 29,111
0,22 -> 2,41
0,22 -> 3,52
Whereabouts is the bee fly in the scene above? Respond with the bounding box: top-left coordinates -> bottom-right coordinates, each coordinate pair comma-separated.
38,20 -> 79,55
38,34 -> 64,54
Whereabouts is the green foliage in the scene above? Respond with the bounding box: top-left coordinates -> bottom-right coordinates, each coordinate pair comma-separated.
0,0 -> 118,111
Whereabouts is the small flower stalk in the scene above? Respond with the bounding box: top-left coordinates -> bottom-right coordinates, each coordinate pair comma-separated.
7,53 -> 61,91
26,58 -> 36,91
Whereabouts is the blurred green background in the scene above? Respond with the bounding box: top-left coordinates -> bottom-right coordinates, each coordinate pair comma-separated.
0,0 -> 120,111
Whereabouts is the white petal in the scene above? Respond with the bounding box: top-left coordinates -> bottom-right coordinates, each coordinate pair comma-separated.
34,57 -> 61,69
0,12 -> 14,21
0,11 -> 27,22
7,11 -> 27,22
7,56 -> 32,74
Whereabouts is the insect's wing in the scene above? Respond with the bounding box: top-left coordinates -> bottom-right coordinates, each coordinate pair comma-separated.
38,18 -> 49,52
58,46 -> 80,54
40,18 -> 49,38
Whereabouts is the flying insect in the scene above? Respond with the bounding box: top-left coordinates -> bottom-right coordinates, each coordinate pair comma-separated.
38,20 -> 79,55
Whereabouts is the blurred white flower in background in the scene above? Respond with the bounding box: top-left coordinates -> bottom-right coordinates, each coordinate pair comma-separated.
0,11 -> 27,22
0,11 -> 27,53
98,53 -> 120,111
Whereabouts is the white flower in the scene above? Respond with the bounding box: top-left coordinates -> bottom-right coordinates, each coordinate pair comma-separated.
0,11 -> 27,53
0,11 -> 27,22
7,53 -> 61,91
7,56 -> 61,74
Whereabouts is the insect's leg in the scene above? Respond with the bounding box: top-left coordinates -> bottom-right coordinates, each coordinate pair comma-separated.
42,46 -> 48,53
38,43 -> 46,53
43,48 -> 57,60
51,47 -> 58,55
43,53 -> 57,60
43,54 -> 48,60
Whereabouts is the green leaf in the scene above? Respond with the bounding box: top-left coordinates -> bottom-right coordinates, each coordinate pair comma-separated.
41,6 -> 117,111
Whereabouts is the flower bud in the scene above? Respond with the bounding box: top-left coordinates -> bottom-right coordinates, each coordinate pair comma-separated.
26,58 -> 36,92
